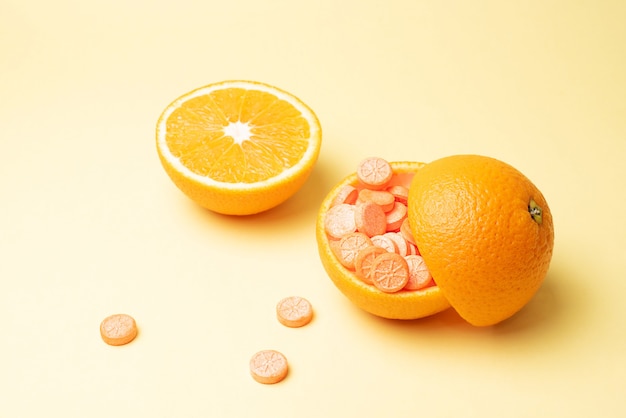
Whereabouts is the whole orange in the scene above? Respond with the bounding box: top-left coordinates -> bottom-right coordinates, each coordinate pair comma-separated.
407,154 -> 554,326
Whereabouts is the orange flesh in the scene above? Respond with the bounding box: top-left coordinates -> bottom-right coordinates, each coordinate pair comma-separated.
164,87 -> 311,183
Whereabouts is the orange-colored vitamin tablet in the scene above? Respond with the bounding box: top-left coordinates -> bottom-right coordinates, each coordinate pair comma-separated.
276,296 -> 313,328
354,245 -> 387,284
400,217 -> 416,245
356,157 -> 393,190
386,184 -> 409,205
371,234 -> 396,253
385,201 -> 408,232
337,232 -> 373,269
407,241 -> 420,256
328,237 -> 343,259
355,201 -> 387,237
100,313 -> 138,346
370,252 -> 409,293
324,203 -> 357,240
404,255 -> 433,290
383,232 -> 409,257
331,185 -> 359,207
250,350 -> 288,384
357,189 -> 395,212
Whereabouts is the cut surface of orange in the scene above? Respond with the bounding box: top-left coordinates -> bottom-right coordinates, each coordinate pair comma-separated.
156,80 -> 322,215
316,161 -> 451,320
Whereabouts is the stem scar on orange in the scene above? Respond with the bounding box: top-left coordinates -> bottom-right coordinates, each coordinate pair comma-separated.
407,154 -> 555,326
156,80 -> 322,216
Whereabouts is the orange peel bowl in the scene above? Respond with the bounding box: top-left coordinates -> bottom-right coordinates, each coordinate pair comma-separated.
315,161 -> 451,320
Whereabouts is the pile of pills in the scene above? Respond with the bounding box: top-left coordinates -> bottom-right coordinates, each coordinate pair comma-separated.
323,157 -> 435,293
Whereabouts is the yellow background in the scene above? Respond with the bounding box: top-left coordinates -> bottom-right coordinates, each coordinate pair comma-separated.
2,0 -> 625,416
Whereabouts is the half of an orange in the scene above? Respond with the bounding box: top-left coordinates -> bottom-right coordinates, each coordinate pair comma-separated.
156,80 -> 322,215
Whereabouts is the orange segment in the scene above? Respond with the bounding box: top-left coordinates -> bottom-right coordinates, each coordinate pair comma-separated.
156,80 -> 322,215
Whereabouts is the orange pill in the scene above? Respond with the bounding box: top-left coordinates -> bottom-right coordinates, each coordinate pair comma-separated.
403,255 -> 433,290
331,185 -> 359,207
328,237 -> 343,259
407,241 -> 420,256
355,201 -> 387,237
356,157 -> 393,190
354,245 -> 387,284
400,217 -> 416,245
385,201 -> 408,232
337,232 -> 373,269
357,189 -> 395,212
100,313 -> 138,346
383,232 -> 409,257
324,203 -> 356,240
371,234 -> 396,253
370,252 -> 409,293
250,350 -> 288,384
386,184 -> 409,205
276,296 -> 313,328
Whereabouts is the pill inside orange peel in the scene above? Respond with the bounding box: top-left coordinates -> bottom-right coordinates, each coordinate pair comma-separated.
316,161 -> 451,320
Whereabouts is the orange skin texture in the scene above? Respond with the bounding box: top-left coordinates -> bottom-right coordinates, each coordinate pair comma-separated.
408,155 -> 554,326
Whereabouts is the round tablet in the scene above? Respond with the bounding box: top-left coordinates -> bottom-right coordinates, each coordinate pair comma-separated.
370,252 -> 409,293
249,350 -> 288,384
100,313 -> 138,346
356,157 -> 393,190
276,296 -> 313,328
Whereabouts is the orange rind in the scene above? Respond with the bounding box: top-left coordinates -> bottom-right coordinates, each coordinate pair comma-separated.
408,155 -> 554,326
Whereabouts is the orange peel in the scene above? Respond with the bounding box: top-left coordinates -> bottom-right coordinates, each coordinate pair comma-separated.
316,161 -> 451,320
